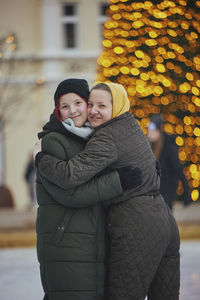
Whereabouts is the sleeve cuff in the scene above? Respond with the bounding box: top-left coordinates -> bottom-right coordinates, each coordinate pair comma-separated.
35,152 -> 45,167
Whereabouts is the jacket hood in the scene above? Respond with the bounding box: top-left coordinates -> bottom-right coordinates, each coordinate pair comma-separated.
38,112 -> 67,139
38,111 -> 86,143
104,82 -> 130,118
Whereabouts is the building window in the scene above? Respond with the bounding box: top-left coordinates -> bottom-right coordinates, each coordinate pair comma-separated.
61,3 -> 79,49
98,2 -> 109,42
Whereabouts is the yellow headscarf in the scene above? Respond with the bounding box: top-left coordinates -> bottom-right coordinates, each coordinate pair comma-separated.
103,82 -> 130,118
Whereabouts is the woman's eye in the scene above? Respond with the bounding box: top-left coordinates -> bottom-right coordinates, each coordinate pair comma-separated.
100,104 -> 105,108
62,105 -> 69,109
76,101 -> 81,105
88,103 -> 93,108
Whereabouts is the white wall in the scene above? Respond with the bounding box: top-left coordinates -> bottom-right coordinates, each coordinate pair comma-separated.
0,0 -> 107,209
0,126 -> 3,185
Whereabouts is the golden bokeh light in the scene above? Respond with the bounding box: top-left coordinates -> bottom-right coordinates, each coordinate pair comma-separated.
191,189 -> 199,201
176,136 -> 184,146
6,35 -> 14,43
97,0 -> 200,197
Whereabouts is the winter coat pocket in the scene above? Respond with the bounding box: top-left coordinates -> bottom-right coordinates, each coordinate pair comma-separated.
49,209 -> 75,246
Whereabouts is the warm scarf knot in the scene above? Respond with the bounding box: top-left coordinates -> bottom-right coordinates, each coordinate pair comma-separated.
62,118 -> 94,139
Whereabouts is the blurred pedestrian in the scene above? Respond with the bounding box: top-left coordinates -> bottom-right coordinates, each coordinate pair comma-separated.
24,153 -> 36,209
147,114 -> 192,210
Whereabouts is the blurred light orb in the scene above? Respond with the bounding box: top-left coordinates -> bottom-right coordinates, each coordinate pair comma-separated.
191,189 -> 199,201
97,0 -> 200,197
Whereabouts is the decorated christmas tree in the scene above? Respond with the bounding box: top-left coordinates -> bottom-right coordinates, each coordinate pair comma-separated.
97,0 -> 200,201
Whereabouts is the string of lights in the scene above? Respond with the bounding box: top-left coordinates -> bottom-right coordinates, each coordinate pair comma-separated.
97,0 -> 200,201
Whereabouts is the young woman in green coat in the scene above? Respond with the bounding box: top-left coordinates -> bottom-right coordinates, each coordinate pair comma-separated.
35,82 -> 180,300
35,79 -> 137,300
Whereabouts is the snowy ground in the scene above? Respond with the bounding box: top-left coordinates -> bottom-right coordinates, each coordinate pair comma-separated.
0,241 -> 199,300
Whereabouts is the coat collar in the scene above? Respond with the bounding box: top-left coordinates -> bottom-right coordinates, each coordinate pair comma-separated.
38,111 -> 87,143
93,112 -> 131,133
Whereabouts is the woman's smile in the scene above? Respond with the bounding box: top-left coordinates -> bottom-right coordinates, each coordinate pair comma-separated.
88,89 -> 113,128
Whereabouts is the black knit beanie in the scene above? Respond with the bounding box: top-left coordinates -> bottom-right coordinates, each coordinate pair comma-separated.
54,78 -> 89,105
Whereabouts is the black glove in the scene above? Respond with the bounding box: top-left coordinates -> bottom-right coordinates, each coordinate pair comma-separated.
117,166 -> 142,192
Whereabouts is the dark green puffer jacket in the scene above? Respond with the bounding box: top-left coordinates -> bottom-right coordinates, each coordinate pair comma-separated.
36,114 -> 123,300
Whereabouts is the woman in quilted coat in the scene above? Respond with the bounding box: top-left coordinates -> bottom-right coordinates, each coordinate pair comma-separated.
35,82 -> 180,300
35,79 -> 138,300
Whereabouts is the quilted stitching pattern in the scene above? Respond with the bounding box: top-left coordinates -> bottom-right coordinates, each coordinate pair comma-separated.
106,195 -> 180,300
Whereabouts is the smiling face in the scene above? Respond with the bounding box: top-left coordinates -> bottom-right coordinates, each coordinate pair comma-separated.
59,93 -> 87,127
87,89 -> 113,128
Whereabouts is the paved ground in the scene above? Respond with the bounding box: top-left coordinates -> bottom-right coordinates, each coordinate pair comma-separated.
0,207 -> 36,230
0,241 -> 199,300
173,201 -> 200,223
0,201 -> 199,231
0,201 -> 199,248
180,241 -> 200,300
0,201 -> 199,299
0,247 -> 43,300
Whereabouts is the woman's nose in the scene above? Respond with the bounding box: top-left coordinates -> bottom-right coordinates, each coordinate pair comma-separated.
90,106 -> 98,114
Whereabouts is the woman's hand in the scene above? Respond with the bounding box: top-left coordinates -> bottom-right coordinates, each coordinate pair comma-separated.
33,140 -> 42,160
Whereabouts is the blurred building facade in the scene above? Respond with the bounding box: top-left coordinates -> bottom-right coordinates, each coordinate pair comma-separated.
0,0 -> 108,209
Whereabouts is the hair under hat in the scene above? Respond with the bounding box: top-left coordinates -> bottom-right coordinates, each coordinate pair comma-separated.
54,78 -> 89,105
